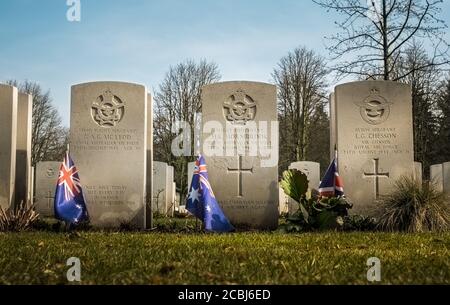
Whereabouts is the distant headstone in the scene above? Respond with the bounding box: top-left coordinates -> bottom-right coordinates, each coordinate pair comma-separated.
0,84 -> 18,211
443,162 -> 450,195
289,161 -> 321,191
430,164 -> 444,192
15,92 -> 33,205
288,161 -> 320,215
414,162 -> 423,185
333,81 -> 414,214
201,81 -> 279,229
70,81 -> 148,228
35,161 -> 60,217
167,166 -> 175,216
187,162 -> 195,190
278,186 -> 289,215
153,161 -> 169,215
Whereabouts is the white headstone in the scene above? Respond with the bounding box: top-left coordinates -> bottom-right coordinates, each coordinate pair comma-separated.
70,81 -> 148,228
0,84 -> 18,210
35,161 -> 60,217
201,81 -> 279,229
333,81 -> 414,214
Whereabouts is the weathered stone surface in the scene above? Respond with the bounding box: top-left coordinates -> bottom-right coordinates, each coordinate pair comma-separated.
201,81 -> 279,229
15,92 -> 33,206
333,81 -> 414,214
70,81 -> 147,228
35,161 -> 60,217
0,84 -> 18,210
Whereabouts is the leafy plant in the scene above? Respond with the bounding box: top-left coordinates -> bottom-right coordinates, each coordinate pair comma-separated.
375,176 -> 450,232
279,169 -> 352,232
0,201 -> 39,232
280,169 -> 310,228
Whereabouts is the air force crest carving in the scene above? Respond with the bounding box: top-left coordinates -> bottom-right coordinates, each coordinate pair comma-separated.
356,88 -> 393,125
91,90 -> 125,127
223,89 -> 257,125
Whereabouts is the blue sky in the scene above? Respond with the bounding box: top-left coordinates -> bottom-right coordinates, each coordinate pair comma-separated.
1,0 -> 449,126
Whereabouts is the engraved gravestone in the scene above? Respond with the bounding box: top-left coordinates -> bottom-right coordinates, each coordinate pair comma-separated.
201,81 -> 279,229
35,161 -> 60,217
70,82 -> 148,228
0,84 -> 18,210
333,81 -> 414,214
153,161 -> 169,215
430,164 -> 444,192
15,93 -> 33,205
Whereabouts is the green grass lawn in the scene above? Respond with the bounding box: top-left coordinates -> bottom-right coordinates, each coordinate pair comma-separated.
0,231 -> 449,285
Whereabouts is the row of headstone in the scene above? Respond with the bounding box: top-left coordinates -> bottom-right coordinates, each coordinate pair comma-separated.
430,162 -> 450,194
0,84 -> 33,211
6,79 -> 422,230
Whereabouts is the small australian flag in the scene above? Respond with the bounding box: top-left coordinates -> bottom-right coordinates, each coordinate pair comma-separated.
186,155 -> 234,233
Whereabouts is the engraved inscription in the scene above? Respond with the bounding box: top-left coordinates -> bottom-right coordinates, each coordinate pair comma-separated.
342,127 -> 410,156
71,128 -> 142,152
91,90 -> 125,127
355,89 -> 393,125
85,185 -> 127,206
223,89 -> 257,124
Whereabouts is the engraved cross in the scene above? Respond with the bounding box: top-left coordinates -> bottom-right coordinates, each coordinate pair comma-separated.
45,190 -> 53,209
363,158 -> 389,199
227,156 -> 253,197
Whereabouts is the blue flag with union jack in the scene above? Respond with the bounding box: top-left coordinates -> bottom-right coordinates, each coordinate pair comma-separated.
186,155 -> 234,232
54,152 -> 89,225
318,151 -> 345,198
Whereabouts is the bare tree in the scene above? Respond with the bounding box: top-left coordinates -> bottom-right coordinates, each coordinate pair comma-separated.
434,74 -> 450,164
7,80 -> 68,166
392,43 -> 442,174
272,47 -> 329,172
313,0 -> 450,80
154,59 -> 221,198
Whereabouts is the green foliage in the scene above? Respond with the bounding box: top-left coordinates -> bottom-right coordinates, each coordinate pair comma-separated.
375,176 -> 450,232
343,215 -> 378,232
280,169 -> 309,203
0,202 -> 39,232
280,169 -> 353,232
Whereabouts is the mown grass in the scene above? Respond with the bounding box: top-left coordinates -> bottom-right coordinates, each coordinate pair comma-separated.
0,232 -> 449,285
